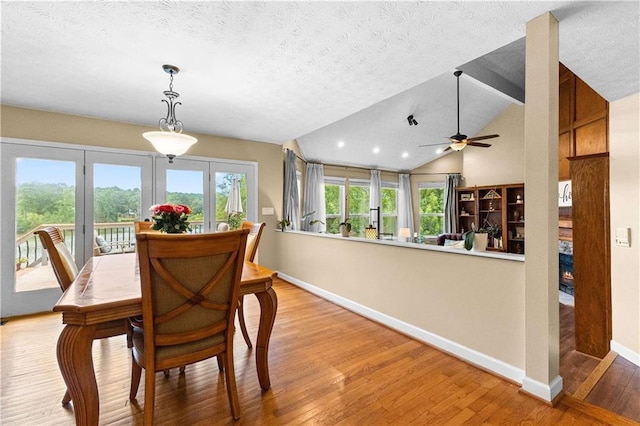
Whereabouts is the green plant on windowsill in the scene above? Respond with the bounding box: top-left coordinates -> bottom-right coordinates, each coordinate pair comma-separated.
277,217 -> 291,231
338,217 -> 351,237
302,211 -> 325,230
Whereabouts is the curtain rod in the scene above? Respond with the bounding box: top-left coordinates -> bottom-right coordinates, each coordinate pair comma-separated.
284,148 -> 307,164
409,172 -> 461,176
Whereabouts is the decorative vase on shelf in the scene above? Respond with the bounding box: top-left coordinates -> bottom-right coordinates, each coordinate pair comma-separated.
513,209 -> 520,222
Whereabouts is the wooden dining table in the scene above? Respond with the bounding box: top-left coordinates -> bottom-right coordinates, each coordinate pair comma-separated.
53,252 -> 278,426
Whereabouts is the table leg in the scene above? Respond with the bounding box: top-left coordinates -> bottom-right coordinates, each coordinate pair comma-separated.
57,324 -> 99,426
254,287 -> 277,390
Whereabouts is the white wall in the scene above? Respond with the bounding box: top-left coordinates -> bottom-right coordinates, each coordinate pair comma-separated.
273,231 -> 526,382
609,93 -> 640,365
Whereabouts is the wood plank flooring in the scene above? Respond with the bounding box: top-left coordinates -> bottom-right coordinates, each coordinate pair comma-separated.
559,301 -> 640,422
0,279 -> 636,425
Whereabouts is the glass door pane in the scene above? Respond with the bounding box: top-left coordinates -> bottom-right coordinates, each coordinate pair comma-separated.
215,172 -> 247,230
1,143 -> 84,317
167,169 -> 205,233
155,158 -> 210,233
85,152 -> 152,261
15,158 -> 76,291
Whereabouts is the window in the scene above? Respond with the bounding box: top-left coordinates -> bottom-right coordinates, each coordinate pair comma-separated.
348,179 -> 370,237
381,183 -> 398,236
324,177 -> 345,233
419,183 -> 445,236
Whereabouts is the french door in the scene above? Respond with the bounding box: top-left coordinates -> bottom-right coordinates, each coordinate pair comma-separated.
2,140 -> 258,317
1,143 -> 85,317
155,157 -> 257,232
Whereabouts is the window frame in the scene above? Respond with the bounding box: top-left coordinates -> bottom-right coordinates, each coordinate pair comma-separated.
418,182 -> 446,237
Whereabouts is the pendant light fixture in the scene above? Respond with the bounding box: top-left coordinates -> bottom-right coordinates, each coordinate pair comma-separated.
143,64 -> 197,163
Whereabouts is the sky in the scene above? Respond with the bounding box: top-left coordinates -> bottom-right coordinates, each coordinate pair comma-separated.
16,159 -> 209,193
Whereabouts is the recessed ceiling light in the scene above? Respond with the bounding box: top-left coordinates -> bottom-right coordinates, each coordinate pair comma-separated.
373,147 -> 380,154
337,141 -> 345,148
402,152 -> 409,158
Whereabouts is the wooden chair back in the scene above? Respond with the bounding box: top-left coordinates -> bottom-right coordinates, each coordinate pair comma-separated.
132,230 -> 249,422
134,221 -> 155,234
34,227 -> 78,291
240,221 -> 266,262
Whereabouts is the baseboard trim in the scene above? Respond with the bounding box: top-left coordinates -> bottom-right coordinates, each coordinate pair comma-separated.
522,375 -> 564,402
278,272 -> 525,386
611,340 -> 640,367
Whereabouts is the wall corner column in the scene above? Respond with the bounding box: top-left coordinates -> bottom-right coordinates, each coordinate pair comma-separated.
523,12 -> 561,401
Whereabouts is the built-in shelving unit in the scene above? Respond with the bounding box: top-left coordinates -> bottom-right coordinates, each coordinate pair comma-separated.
456,183 -> 524,254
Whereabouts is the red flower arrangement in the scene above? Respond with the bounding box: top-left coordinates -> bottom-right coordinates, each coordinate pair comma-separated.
149,203 -> 192,234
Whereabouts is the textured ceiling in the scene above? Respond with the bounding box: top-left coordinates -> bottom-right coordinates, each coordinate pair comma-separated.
1,1 -> 638,171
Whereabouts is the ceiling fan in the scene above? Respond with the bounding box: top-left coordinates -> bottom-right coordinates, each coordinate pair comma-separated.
420,70 -> 499,152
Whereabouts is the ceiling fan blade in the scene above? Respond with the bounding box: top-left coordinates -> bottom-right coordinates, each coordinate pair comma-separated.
467,134 -> 499,142
419,142 -> 450,147
467,142 -> 492,148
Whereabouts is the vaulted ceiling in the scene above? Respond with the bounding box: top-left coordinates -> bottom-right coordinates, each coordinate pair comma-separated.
2,1 -> 638,171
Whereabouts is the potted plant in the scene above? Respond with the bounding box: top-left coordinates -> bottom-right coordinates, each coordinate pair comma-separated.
482,219 -> 502,248
301,211 -> 325,231
16,256 -> 27,271
462,223 -> 488,251
339,218 -> 351,237
277,217 -> 291,231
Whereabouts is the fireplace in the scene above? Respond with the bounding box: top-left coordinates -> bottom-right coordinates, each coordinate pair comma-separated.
559,253 -> 574,295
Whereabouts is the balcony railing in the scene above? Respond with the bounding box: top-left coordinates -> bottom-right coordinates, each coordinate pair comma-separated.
14,221 -> 206,270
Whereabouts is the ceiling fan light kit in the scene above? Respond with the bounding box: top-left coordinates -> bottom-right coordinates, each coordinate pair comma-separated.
143,64 -> 198,163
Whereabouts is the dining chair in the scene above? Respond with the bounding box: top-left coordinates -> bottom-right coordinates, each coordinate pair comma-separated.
34,227 -> 131,405
236,221 -> 266,348
130,229 -> 249,424
134,220 -> 154,234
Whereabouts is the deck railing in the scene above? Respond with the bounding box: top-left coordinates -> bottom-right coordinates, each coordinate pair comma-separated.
14,221 -> 206,270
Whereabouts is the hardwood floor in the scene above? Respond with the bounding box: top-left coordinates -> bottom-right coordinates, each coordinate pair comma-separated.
0,279 -> 636,425
559,301 -> 640,423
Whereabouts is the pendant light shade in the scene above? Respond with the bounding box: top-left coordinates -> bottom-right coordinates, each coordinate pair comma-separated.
144,64 -> 197,163
143,131 -> 197,160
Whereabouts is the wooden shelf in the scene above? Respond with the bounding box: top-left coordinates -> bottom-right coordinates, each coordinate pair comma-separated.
456,184 -> 524,254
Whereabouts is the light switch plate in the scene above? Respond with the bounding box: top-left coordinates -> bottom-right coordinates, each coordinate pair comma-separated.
261,207 -> 275,216
615,227 -> 630,247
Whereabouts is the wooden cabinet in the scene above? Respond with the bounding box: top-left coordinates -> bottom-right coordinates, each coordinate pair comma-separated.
456,183 -> 524,254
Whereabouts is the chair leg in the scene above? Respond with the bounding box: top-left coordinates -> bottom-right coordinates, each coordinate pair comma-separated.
126,321 -> 134,349
143,367 -> 156,426
62,389 -> 71,405
129,358 -> 142,400
223,350 -> 241,420
237,295 -> 253,348
217,355 -> 224,372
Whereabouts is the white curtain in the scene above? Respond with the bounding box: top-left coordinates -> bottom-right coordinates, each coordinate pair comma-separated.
302,163 -> 326,233
443,173 -> 461,233
283,150 -> 300,230
369,169 -> 382,235
369,169 -> 381,212
397,173 -> 414,237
